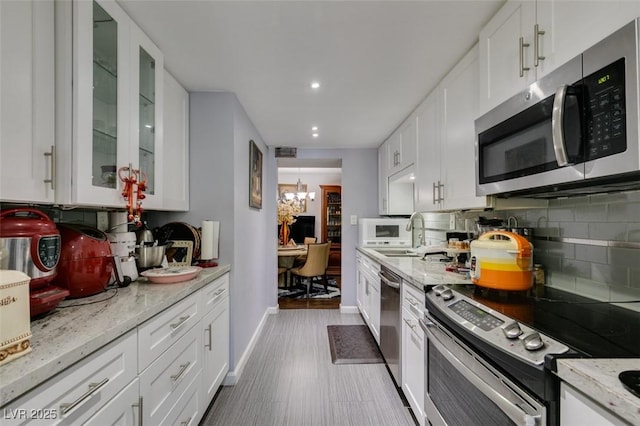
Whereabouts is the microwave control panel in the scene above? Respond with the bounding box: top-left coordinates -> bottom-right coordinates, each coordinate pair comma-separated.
584,58 -> 626,160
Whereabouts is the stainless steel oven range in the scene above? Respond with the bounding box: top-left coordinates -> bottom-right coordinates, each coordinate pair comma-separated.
420,284 -> 640,426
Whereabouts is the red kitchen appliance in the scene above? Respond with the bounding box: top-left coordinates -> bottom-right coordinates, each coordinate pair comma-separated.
0,208 -> 70,317
54,224 -> 114,298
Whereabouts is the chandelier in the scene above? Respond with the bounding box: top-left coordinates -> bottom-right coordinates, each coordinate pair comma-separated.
279,170 -> 315,206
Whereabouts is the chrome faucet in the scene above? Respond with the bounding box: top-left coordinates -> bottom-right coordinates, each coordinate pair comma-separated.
406,212 -> 426,247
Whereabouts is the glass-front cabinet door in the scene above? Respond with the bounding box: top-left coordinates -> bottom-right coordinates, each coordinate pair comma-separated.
58,0 -> 163,207
130,25 -> 163,208
71,0 -> 131,206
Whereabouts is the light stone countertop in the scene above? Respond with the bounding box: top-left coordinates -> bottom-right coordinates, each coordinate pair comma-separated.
557,358 -> 640,425
357,247 -> 470,291
0,265 -> 231,407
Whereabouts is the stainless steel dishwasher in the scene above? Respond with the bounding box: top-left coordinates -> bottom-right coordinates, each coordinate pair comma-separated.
379,265 -> 402,386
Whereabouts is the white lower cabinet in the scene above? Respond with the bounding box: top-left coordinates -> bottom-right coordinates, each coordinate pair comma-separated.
560,382 -> 625,426
84,378 -> 141,426
139,322 -> 201,425
200,274 -> 230,410
356,254 -> 381,344
0,273 -> 230,426
401,283 -> 425,426
2,330 -> 137,426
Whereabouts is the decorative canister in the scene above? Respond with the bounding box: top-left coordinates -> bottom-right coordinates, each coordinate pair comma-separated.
0,270 -> 32,365
469,231 -> 534,291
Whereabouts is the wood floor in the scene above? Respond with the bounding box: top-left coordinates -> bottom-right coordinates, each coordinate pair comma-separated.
201,310 -> 416,426
278,276 -> 341,310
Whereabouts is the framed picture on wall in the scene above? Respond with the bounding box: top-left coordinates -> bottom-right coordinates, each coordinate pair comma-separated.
249,140 -> 262,209
278,183 -> 307,212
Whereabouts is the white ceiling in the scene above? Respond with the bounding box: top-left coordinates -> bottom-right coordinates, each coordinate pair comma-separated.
119,0 -> 504,149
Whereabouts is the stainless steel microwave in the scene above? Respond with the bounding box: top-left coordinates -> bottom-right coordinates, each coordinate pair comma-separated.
475,18 -> 640,197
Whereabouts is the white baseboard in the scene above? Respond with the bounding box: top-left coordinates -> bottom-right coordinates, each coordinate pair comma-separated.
223,305 -> 278,386
340,305 -> 359,314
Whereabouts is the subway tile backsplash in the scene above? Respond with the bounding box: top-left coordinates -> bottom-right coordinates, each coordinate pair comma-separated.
419,189 -> 640,312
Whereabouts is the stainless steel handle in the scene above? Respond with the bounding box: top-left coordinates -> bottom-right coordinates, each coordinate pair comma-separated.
519,37 -> 530,77
409,302 -> 423,318
552,85 -> 570,166
403,318 -> 416,329
534,24 -> 545,67
378,271 -> 400,289
438,181 -> 444,203
205,324 -> 213,351
60,378 -> 109,415
171,315 -> 190,330
132,396 -> 143,426
180,416 -> 192,426
420,318 -> 540,425
44,145 -> 55,189
170,361 -> 191,381
432,182 -> 438,205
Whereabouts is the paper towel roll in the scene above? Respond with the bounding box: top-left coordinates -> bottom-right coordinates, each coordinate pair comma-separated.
108,212 -> 128,233
201,221 -> 220,260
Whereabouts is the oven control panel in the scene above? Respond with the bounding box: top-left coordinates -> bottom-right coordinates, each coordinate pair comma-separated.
427,285 -> 569,366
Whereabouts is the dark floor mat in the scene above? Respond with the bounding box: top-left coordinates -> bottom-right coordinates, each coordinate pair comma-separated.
327,325 -> 384,364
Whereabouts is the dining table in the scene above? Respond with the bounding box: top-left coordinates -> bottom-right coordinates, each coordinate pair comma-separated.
277,245 -> 307,287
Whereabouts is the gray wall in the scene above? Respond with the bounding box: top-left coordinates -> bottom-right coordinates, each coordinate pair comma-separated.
154,91 -> 275,371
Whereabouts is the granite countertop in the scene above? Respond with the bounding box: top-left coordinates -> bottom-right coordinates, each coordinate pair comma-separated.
0,265 -> 231,407
557,358 -> 640,425
357,247 -> 470,290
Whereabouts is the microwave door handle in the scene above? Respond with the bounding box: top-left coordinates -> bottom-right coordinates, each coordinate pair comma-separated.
552,85 -> 570,166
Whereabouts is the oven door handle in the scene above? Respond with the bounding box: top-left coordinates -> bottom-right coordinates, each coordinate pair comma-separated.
419,318 -> 542,426
552,85 -> 570,167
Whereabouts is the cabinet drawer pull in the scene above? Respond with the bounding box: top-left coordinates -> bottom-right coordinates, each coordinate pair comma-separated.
534,24 -> 545,67
205,324 -> 213,351
438,181 -> 444,203
180,416 -> 193,426
60,378 -> 109,415
132,396 -> 143,426
519,37 -> 531,77
43,145 -> 55,189
171,361 -> 191,381
170,315 -> 190,329
432,182 -> 438,205
403,318 -> 416,329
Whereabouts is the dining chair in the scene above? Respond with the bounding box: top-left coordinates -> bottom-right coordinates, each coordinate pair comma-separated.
293,236 -> 317,268
289,242 -> 331,298
277,266 -> 288,288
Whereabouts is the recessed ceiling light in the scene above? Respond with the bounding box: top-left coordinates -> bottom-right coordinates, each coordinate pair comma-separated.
312,133 -> 319,138
311,126 -> 318,131
310,81 -> 320,90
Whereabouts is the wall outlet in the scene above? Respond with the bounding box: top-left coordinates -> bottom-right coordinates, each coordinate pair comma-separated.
96,211 -> 109,231
350,215 -> 358,225
449,214 -> 456,230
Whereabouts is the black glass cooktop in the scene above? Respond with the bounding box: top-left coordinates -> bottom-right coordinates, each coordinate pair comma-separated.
451,284 -> 640,358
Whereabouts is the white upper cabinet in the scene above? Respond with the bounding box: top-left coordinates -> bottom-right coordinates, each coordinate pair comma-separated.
162,70 -> 190,211
415,88 -> 442,212
478,1 -> 537,114
1,0 -> 55,203
379,115 -> 418,215
479,0 -> 640,115
56,0 -> 163,208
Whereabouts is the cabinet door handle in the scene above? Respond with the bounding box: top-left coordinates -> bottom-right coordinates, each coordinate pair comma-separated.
534,24 -> 545,67
519,37 -> 531,77
132,396 -> 143,426
43,145 -> 55,189
403,318 -> 416,329
438,181 -> 445,203
170,315 -> 190,330
170,361 -> 191,381
60,378 -> 109,415
180,416 -> 193,426
432,182 -> 438,205
205,324 -> 213,351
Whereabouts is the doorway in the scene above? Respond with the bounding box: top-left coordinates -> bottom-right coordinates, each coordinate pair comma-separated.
277,158 -> 342,309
